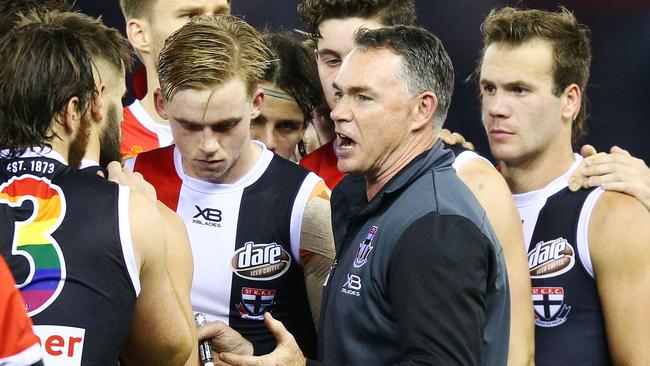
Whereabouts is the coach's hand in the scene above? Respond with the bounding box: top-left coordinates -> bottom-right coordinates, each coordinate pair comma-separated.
219,313 -> 307,366
439,129 -> 475,150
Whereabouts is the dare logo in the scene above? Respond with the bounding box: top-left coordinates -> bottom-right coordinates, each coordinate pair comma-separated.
33,325 -> 85,366
528,238 -> 575,279
231,242 -> 291,281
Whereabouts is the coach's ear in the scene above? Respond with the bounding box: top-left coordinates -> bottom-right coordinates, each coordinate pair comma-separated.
126,18 -> 152,56
154,88 -> 168,120
410,90 -> 438,132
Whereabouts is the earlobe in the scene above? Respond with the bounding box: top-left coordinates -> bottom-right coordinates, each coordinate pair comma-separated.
126,19 -> 151,55
153,88 -> 168,120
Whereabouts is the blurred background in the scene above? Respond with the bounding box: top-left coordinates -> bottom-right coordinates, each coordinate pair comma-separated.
75,0 -> 650,162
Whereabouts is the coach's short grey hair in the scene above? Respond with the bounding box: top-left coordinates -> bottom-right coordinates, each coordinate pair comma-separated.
354,25 -> 454,132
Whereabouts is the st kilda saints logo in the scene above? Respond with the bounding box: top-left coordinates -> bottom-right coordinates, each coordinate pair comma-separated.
532,287 -> 571,327
231,242 -> 291,280
353,226 -> 378,268
528,238 -> 575,279
236,287 -> 276,320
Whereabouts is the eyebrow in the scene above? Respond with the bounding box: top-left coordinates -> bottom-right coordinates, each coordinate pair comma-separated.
317,48 -> 341,57
277,119 -> 303,125
480,78 -> 532,88
175,5 -> 199,13
176,117 -> 241,127
332,82 -> 372,95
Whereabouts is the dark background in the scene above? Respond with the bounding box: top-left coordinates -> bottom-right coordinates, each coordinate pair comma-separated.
75,0 -> 649,163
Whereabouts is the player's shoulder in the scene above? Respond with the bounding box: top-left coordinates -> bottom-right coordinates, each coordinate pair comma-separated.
592,190 -> 650,229
457,155 -> 509,193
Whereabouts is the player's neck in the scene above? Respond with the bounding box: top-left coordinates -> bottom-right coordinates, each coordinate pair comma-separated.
214,141 -> 263,185
140,70 -> 169,126
500,143 -> 575,194
81,130 -> 100,163
49,136 -> 72,165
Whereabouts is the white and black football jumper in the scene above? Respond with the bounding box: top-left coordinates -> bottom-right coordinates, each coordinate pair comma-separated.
1,149 -> 139,365
128,142 -> 320,357
514,155 -> 610,366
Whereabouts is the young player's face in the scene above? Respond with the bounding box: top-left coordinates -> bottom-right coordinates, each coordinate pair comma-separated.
149,0 -> 230,60
330,47 -> 415,178
163,78 -> 262,183
316,17 -> 383,110
250,82 -> 305,162
480,39 -> 567,166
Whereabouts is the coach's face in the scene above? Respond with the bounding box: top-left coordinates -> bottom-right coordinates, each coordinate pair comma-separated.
156,77 -> 263,184
330,47 -> 414,179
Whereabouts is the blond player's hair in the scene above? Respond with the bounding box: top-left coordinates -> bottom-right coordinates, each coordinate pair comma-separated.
157,15 -> 271,102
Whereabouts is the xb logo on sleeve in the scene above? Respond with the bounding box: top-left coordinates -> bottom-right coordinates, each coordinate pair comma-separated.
341,273 -> 362,297
192,205 -> 222,227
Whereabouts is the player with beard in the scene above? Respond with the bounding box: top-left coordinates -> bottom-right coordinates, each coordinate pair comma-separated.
0,20 -> 192,365
20,10 -> 201,365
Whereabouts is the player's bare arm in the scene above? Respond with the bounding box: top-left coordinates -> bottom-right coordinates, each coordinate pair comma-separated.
590,191 -> 650,364
120,190 -> 193,365
457,158 -> 535,366
157,202 -> 199,365
299,181 -> 336,326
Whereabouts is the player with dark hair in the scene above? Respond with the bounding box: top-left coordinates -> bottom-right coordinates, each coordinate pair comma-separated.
0,20 -> 191,365
251,32 -> 324,162
0,0 -> 71,34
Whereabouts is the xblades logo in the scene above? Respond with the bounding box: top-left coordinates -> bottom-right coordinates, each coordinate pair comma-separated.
341,273 -> 361,297
192,205 -> 222,227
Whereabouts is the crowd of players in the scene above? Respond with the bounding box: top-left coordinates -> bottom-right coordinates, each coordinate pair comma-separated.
1,1 -> 650,365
